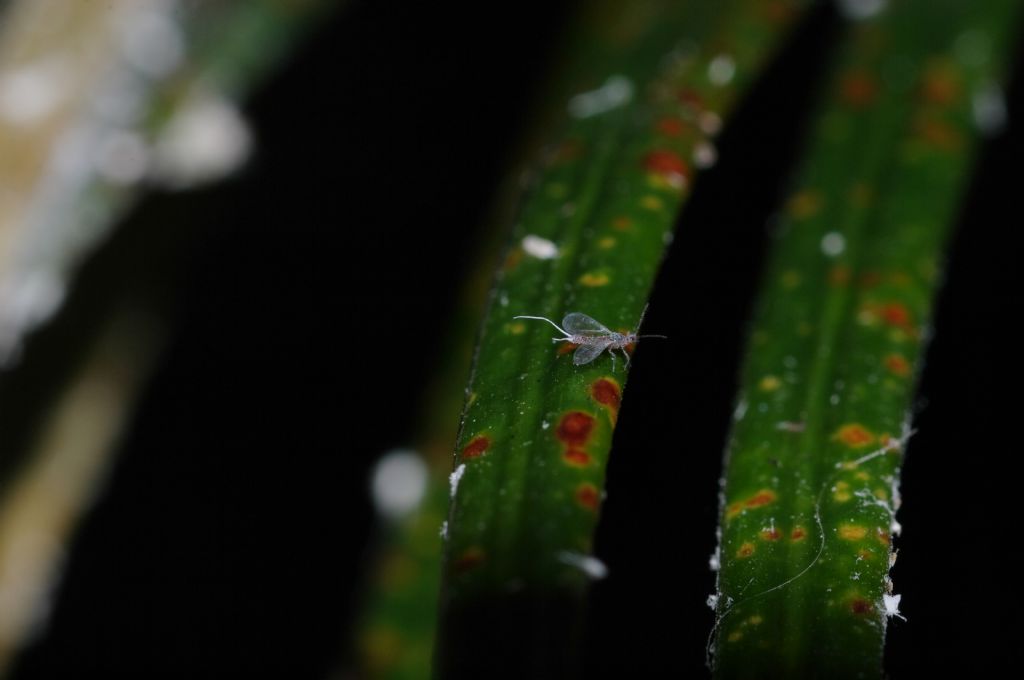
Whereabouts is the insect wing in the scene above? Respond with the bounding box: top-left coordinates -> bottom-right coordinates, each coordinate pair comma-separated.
573,338 -> 612,365
562,312 -> 610,337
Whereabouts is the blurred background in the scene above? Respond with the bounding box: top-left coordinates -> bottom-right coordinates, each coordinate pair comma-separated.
0,0 -> 1021,677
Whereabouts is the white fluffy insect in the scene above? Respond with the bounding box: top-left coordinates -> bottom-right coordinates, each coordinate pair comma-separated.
514,307 -> 665,370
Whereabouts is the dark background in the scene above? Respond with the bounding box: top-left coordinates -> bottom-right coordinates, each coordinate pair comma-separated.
9,1 -> 1023,677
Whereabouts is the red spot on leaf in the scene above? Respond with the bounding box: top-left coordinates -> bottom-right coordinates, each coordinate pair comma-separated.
550,139 -> 584,164
761,0 -> 796,22
557,411 -> 595,447
840,70 -> 878,107
828,265 -> 851,286
643,150 -> 691,182
851,598 -> 874,615
791,527 -> 807,541
915,116 -> 963,149
678,88 -> 704,110
656,117 -> 685,137
591,378 -> 621,423
881,302 -> 912,329
858,270 -> 883,288
503,249 -> 522,272
760,527 -> 781,541
576,483 -> 600,511
462,436 -> 491,460
563,449 -> 591,467
453,547 -> 485,574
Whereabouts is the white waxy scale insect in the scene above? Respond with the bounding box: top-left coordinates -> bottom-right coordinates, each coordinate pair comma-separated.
513,308 -> 666,371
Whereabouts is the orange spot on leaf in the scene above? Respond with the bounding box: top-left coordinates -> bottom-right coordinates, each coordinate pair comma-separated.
576,483 -> 600,511
612,216 -> 632,231
736,542 -> 755,558
462,435 -> 491,460
760,528 -> 781,541
791,527 -> 807,541
563,449 -> 591,467
921,62 -> 961,104
726,489 -> 777,519
885,353 -> 911,377
834,424 -> 875,448
557,342 -> 578,356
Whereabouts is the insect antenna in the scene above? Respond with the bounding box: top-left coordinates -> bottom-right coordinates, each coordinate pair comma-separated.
633,304 -> 667,339
513,315 -> 570,338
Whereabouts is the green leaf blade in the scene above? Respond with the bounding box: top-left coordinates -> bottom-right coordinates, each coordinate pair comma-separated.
712,2 -> 1021,677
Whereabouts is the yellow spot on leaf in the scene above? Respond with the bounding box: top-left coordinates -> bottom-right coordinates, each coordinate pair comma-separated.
509,322 -> 527,335
597,236 -> 616,249
833,423 -> 875,448
728,631 -> 743,642
828,265 -> 851,286
748,615 -> 763,626
847,182 -> 873,207
360,627 -> 403,673
787,190 -> 822,219
780,270 -> 801,289
759,375 -> 782,392
838,525 -> 868,541
579,272 -> 610,287
546,182 -> 568,199
640,195 -> 664,211
647,173 -> 684,192
833,481 -> 852,503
